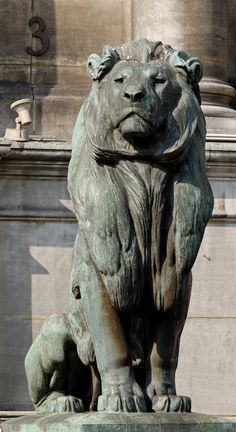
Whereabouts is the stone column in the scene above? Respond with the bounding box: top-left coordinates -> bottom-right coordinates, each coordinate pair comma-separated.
132,0 -> 236,135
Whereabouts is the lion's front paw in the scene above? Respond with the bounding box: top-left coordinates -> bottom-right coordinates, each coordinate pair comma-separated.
152,395 -> 191,412
98,382 -> 146,413
36,392 -> 84,414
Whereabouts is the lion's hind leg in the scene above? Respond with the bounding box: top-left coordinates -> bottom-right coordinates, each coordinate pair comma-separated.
25,313 -> 84,413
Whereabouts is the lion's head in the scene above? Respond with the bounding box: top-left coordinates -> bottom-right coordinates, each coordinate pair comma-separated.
73,39 -> 204,167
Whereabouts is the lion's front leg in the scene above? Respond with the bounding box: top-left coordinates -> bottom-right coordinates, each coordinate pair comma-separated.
80,262 -> 146,413
98,365 -> 146,412
147,340 -> 191,413
146,273 -> 192,413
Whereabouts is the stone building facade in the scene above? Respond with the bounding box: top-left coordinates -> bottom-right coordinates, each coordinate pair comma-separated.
0,0 -> 235,416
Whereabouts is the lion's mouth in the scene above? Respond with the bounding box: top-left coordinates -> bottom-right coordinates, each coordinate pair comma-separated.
114,107 -> 168,148
117,110 -> 155,142
116,109 -> 154,130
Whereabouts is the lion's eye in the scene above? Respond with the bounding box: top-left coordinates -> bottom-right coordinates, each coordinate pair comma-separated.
154,77 -> 167,85
114,76 -> 124,83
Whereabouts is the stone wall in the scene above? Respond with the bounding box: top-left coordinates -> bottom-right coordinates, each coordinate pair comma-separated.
0,144 -> 73,410
178,161 -> 236,415
0,0 -> 131,139
0,0 -> 235,417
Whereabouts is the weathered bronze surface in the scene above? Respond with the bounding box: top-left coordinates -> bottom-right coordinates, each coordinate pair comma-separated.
25,39 -> 214,414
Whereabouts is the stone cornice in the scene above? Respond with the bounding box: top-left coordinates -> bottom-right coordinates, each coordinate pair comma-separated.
0,135 -> 236,179
205,134 -> 236,179
0,138 -> 70,177
0,136 -> 235,222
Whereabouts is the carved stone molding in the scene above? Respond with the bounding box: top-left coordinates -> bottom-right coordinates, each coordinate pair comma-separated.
1,138 -> 236,180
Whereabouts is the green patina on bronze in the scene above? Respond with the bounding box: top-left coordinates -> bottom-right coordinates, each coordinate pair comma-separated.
24,39 -> 214,414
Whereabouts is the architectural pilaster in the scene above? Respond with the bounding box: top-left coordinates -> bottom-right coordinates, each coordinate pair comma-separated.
132,0 -> 236,135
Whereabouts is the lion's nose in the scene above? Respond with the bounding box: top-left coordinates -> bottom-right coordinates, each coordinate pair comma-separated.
123,87 -> 145,102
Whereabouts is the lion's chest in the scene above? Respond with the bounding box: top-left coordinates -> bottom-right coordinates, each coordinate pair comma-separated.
77,159 -> 173,310
81,161 -> 170,268
79,160 -> 171,277
113,162 -> 171,267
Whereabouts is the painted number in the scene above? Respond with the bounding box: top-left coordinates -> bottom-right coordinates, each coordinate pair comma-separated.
26,16 -> 49,56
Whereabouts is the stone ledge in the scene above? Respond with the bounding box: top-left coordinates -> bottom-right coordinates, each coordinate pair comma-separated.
1,137 -> 236,181
1,136 -> 236,163
0,138 -> 71,163
1,413 -> 236,432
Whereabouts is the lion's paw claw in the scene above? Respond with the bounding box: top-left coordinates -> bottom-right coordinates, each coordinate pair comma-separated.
98,394 -> 146,412
36,393 -> 84,414
152,395 -> 191,413
98,383 -> 146,413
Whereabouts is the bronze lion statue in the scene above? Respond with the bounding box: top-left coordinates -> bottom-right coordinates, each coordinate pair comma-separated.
25,39 -> 213,414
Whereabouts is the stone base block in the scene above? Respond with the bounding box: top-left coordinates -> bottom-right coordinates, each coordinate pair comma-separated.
1,413 -> 236,432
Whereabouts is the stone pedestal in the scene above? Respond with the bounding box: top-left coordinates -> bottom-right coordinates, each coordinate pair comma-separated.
1,413 -> 236,432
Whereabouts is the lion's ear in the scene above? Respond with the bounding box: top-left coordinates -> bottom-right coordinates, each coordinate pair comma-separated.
87,54 -> 102,80
87,46 -> 119,81
186,58 -> 203,85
